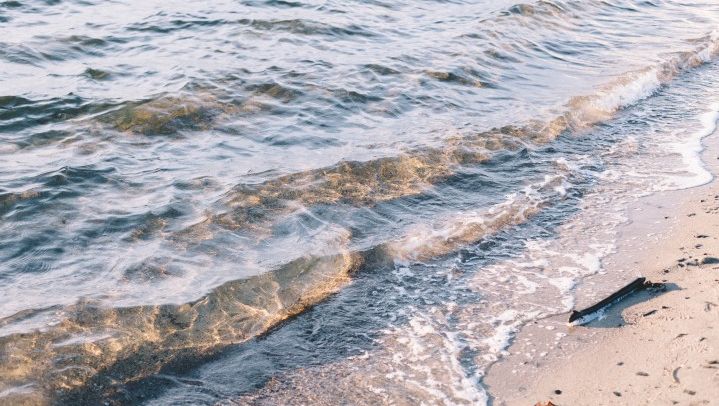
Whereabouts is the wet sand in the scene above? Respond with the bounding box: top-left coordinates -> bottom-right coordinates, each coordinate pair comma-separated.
485,125 -> 719,404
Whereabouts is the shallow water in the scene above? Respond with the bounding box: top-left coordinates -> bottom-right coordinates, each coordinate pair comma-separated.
1,0 -> 719,404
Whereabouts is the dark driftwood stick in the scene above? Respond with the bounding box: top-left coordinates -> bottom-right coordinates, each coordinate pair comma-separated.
568,277 -> 647,323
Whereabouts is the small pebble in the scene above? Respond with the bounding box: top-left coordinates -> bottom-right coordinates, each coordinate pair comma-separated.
554,389 -> 562,395
636,371 -> 649,376
613,391 -> 622,397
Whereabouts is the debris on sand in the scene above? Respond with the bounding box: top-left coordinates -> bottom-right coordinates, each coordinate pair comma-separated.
568,277 -> 664,324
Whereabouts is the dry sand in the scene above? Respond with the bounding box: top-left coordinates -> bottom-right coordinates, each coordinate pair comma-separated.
484,136 -> 719,404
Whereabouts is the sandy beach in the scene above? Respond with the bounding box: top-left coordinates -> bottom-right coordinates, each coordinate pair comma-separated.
485,128 -> 719,404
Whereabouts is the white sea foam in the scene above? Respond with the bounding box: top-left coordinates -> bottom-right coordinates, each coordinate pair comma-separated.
567,32 -> 719,131
387,172 -> 569,262
590,69 -> 662,113
382,311 -> 489,405
470,68 -> 719,363
661,103 -> 719,189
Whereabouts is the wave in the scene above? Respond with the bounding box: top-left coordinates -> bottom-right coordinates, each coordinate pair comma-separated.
125,17 -> 380,39
98,91 -> 237,135
167,30 -> 719,239
501,0 -> 568,18
0,95 -> 112,133
2,29 -> 718,404
386,172 -> 568,262
0,158 -> 578,404
562,30 -> 719,128
0,189 -> 42,217
0,247 -> 359,404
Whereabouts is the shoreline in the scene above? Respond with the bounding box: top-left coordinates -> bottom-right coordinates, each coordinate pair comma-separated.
484,114 -> 719,404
